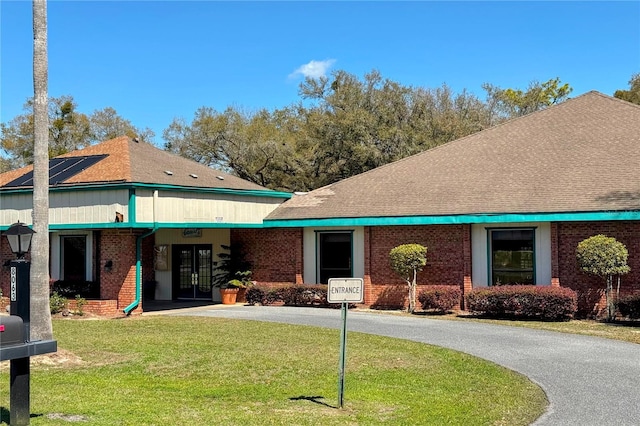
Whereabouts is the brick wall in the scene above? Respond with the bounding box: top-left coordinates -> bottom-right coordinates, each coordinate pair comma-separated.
0,238 -> 14,298
557,221 -> 640,316
231,228 -> 303,285
99,230 -> 141,315
141,233 -> 155,285
366,225 -> 467,308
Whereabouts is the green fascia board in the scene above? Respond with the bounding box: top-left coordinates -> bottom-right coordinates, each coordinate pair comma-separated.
41,222 -> 265,231
0,222 -> 266,232
0,182 -> 292,199
4,210 -> 638,232
263,211 -> 640,228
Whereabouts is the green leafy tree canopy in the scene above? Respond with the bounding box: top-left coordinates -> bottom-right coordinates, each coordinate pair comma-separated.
576,235 -> 630,278
483,77 -> 573,123
0,95 -> 154,170
614,72 -> 640,105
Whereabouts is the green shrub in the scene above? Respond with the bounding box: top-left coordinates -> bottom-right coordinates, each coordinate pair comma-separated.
74,294 -> 87,316
576,235 -> 630,320
50,292 -> 68,314
246,287 -> 282,306
417,285 -> 461,313
465,285 -> 577,321
52,280 -> 99,298
617,294 -> 640,319
389,243 -> 427,313
246,284 -> 351,308
280,285 -> 328,306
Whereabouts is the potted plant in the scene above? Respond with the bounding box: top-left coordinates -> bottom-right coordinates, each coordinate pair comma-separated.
229,270 -> 253,304
219,281 -> 241,305
213,244 -> 253,304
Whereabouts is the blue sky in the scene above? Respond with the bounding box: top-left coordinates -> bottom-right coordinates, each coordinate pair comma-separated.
1,1 -> 639,146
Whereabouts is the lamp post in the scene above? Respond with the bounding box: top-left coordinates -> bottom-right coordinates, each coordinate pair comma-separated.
3,221 -> 35,426
4,221 -> 35,260
4,222 -> 35,334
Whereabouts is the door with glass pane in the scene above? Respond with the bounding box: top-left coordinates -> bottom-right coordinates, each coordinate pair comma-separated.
61,235 -> 86,281
318,232 -> 352,284
172,244 -> 213,299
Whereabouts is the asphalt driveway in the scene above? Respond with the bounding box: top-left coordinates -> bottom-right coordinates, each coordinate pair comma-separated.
172,305 -> 640,425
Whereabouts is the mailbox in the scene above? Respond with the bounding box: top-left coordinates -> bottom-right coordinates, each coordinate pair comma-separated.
0,315 -> 25,347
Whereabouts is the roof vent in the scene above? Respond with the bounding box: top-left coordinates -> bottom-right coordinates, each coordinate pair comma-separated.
189,174 -> 198,179
216,176 -> 225,180
164,170 -> 173,176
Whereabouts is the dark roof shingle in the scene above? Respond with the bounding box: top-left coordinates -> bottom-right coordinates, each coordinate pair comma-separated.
0,136 -> 270,192
267,91 -> 640,221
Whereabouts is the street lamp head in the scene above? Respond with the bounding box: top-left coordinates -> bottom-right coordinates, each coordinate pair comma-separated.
3,221 -> 36,259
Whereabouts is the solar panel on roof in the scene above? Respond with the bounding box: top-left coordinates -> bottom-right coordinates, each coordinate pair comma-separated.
2,154 -> 108,188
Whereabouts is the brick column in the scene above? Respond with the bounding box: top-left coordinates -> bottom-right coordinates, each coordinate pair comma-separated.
100,230 -> 140,315
295,228 -> 304,284
462,224 -> 473,309
363,226 -> 373,305
550,222 -> 560,287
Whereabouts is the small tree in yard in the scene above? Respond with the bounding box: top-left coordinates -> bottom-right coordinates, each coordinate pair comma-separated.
389,244 -> 427,313
576,235 -> 630,321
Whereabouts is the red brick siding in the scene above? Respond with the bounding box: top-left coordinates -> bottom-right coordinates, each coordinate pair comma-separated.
0,238 -> 14,298
141,233 -> 155,285
99,230 -> 141,315
67,299 -> 119,317
557,221 -> 640,316
367,225 -> 467,308
231,228 -> 303,285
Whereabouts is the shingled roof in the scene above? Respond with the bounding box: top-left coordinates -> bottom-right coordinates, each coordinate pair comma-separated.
267,91 -> 640,221
0,136 -> 269,192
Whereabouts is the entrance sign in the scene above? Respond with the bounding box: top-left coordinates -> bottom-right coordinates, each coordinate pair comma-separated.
327,277 -> 363,408
327,278 -> 364,303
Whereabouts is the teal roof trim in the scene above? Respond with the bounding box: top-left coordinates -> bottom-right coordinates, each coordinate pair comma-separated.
0,182 -> 292,199
263,211 -> 640,228
3,210 -> 637,232
17,222 -> 267,231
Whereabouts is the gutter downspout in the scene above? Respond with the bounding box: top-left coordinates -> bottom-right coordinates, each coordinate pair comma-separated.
123,190 -> 158,315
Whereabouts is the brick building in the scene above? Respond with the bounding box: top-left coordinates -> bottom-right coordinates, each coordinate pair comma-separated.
1,92 -> 638,316
0,136 -> 290,316
255,92 -> 640,315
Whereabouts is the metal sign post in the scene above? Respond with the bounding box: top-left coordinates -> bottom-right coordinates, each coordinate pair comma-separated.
327,278 -> 364,409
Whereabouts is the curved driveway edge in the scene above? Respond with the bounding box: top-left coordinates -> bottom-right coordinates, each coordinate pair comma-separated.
174,306 -> 640,425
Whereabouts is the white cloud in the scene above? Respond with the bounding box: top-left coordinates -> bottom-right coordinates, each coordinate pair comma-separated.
289,59 -> 336,79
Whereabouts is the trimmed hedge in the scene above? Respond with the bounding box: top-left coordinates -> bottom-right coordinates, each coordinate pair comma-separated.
51,280 -> 99,299
246,286 -> 282,306
465,285 -> 577,321
617,294 -> 640,319
246,284 -> 352,308
417,285 -> 461,313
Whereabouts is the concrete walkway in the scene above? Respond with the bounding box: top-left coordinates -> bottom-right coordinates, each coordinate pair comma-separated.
168,305 -> 640,425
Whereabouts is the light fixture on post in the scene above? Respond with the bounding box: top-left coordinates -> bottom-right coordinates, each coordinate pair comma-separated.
2,221 -> 37,425
4,221 -> 35,259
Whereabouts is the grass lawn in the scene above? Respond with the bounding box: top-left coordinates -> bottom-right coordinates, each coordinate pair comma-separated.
0,316 -> 546,425
409,311 -> 640,345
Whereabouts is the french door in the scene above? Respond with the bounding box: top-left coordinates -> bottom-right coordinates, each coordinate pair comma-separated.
172,244 -> 213,299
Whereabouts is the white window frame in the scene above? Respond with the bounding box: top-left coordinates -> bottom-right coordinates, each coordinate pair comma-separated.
50,231 -> 93,282
471,222 -> 551,287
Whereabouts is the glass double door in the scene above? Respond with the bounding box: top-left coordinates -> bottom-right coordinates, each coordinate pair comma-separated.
172,244 -> 213,299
